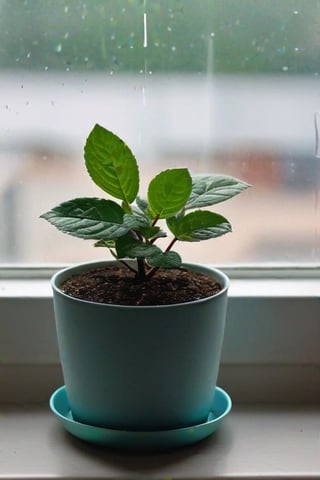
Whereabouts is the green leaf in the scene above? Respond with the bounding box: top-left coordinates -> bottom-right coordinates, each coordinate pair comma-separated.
186,174 -> 250,210
141,226 -> 166,240
147,251 -> 182,268
136,196 -> 149,213
94,239 -> 115,248
123,211 -> 150,230
84,124 -> 139,204
115,234 -> 161,259
40,198 -> 128,240
167,210 -> 231,241
148,168 -> 192,219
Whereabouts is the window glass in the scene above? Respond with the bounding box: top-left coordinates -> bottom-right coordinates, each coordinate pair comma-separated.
0,0 -> 319,264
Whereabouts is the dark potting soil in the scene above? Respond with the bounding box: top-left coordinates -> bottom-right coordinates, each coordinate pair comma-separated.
60,265 -> 222,306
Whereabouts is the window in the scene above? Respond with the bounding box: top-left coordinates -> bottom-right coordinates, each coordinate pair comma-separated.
0,0 -> 319,265
1,2 -> 319,407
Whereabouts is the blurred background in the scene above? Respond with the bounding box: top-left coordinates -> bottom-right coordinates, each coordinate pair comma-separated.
0,0 -> 320,265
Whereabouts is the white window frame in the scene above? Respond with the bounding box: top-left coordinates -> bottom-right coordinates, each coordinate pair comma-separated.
1,265 -> 320,404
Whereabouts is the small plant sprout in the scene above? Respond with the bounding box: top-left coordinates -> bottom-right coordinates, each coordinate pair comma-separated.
41,124 -> 250,281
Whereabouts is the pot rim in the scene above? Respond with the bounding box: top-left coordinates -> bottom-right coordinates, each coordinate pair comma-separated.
51,260 -> 229,309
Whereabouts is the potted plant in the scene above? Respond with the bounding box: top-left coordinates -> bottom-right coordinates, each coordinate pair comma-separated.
41,124 -> 249,446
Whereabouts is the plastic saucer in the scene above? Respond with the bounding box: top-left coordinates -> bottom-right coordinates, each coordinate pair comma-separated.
50,385 -> 232,451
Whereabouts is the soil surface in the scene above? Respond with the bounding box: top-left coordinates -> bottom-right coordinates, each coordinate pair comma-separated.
60,265 -> 222,306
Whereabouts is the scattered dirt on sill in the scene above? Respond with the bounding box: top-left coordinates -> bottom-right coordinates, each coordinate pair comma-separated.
60,265 -> 222,306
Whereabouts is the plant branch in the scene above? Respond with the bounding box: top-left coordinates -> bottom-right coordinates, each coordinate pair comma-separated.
165,237 -> 177,252
151,214 -> 160,227
146,237 -> 178,280
109,248 -> 137,274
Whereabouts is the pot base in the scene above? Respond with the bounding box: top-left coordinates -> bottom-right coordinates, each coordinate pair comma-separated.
49,385 -> 232,451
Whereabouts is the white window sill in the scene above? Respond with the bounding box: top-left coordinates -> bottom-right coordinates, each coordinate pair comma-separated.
1,268 -> 320,478
1,403 -> 320,480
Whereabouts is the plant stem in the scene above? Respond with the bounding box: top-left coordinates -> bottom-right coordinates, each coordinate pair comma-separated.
137,258 -> 146,281
146,237 -> 178,280
165,237 -> 177,252
151,214 -> 160,227
109,248 -> 137,274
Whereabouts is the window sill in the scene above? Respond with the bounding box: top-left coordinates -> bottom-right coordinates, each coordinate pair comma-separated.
1,268 -> 320,404
1,403 -> 320,479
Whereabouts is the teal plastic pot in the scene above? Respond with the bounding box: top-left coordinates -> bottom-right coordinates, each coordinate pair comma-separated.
51,261 -> 229,431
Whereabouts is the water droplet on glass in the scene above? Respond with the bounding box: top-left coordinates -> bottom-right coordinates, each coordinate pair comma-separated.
55,43 -> 62,53
314,113 -> 320,158
143,12 -> 148,48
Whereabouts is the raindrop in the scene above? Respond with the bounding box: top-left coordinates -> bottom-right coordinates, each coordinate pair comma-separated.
154,42 -> 159,47
84,56 -> 88,62
139,69 -> 144,74
64,32 -> 69,39
55,44 -> 62,53
44,66 -> 49,71
111,34 -> 115,41
110,70 -> 114,75
21,84 -> 24,89
148,70 -> 153,75
282,66 -> 289,71
171,46 -> 176,51
314,112 -> 320,158
26,52 -> 31,58
15,58 -> 20,62
143,12 -> 148,48
64,5 -> 69,13
66,67 -> 70,72
210,32 -> 215,38
81,15 -> 85,20
122,7 -> 126,13
293,10 -> 299,14
167,26 -> 172,32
